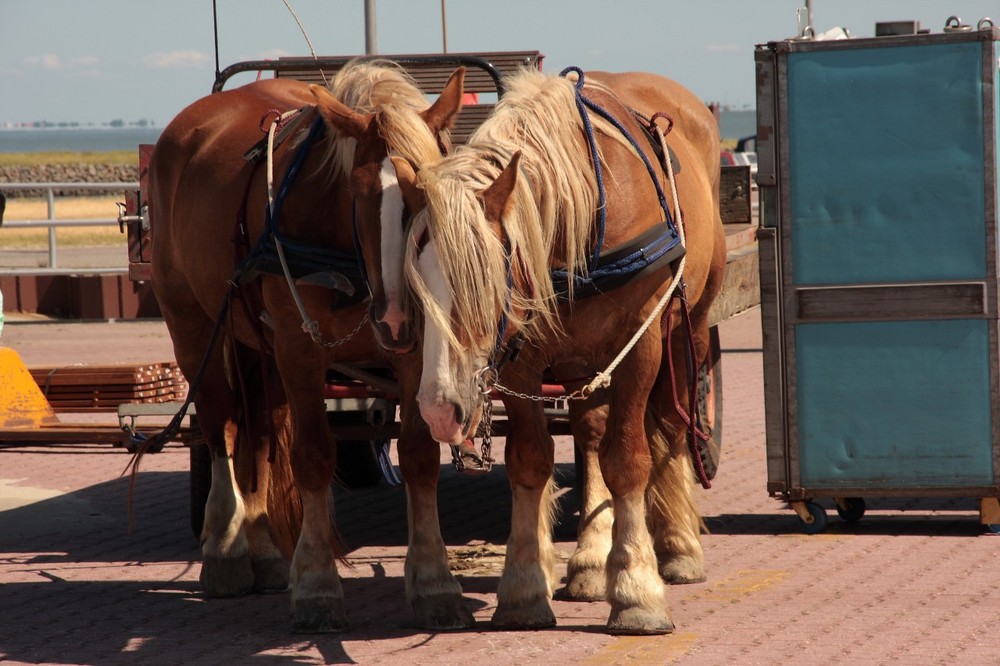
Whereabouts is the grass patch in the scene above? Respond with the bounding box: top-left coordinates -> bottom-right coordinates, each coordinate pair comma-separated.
1,195 -> 125,248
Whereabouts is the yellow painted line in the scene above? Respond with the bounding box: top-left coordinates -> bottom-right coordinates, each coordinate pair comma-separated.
688,568 -> 790,603
584,568 -> 792,663
580,632 -> 699,666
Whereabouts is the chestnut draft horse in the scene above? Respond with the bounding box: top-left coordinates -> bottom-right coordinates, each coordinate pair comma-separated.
148,60 -> 464,632
400,68 -> 726,634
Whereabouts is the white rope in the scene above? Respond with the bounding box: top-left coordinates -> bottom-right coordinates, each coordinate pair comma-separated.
265,114 -> 367,348
495,122 -> 686,402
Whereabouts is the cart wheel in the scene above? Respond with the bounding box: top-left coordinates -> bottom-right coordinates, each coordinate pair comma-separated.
694,326 -> 723,480
835,497 -> 866,523
335,439 -> 387,489
189,444 -> 211,539
798,502 -> 828,534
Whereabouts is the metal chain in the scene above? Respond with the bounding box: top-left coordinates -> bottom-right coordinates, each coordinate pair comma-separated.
493,382 -> 593,403
314,311 -> 369,349
476,394 -> 494,472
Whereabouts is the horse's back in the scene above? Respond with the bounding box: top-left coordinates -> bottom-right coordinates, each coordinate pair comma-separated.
150,79 -> 316,319
586,71 -> 720,180
586,71 -> 726,313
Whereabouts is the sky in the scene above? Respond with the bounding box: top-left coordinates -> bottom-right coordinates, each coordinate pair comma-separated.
1,0 -> 997,126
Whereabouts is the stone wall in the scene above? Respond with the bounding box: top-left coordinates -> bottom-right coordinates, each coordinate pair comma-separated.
1,163 -> 139,197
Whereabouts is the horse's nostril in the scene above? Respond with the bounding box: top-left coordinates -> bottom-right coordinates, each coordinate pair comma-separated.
453,402 -> 466,429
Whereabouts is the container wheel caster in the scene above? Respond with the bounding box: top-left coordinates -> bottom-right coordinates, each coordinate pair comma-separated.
791,500 -> 828,534
835,497 -> 866,523
987,524 -> 1000,534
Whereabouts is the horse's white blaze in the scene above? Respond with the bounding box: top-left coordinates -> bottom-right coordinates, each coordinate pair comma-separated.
415,239 -> 464,444
379,156 -> 407,337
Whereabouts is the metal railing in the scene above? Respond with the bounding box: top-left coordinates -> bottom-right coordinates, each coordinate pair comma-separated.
1,182 -> 137,270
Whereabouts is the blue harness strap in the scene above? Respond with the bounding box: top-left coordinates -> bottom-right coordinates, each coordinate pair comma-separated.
236,115 -> 369,308
556,67 -> 684,301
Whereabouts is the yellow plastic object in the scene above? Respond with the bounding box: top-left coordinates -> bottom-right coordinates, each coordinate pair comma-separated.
0,347 -> 59,428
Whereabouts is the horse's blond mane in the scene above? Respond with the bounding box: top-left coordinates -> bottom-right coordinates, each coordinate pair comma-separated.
317,59 -> 449,178
405,68 -> 600,356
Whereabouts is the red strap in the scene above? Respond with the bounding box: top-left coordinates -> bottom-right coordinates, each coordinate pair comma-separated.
664,283 -> 712,489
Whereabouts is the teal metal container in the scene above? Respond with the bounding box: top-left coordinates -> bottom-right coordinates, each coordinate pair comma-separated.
755,24 -> 1000,530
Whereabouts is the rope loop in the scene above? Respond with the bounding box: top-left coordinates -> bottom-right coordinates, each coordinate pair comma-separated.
650,111 -> 674,136
259,109 -> 282,134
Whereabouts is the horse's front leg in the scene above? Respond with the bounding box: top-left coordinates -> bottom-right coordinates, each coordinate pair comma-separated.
560,379 -> 612,601
492,361 -> 557,629
600,329 -> 673,635
394,355 -> 474,629
275,341 -> 347,633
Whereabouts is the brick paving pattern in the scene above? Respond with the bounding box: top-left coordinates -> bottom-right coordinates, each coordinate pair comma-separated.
2,309 -> 999,665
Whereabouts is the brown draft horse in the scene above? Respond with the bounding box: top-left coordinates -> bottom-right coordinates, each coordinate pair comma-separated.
148,60 -> 465,632
399,68 -> 727,634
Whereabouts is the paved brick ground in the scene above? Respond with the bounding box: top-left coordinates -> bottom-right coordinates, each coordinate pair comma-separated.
2,309 -> 999,665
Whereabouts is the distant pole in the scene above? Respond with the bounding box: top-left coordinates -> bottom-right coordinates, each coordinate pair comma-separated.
365,0 -> 378,54
441,0 -> 448,53
212,0 -> 220,80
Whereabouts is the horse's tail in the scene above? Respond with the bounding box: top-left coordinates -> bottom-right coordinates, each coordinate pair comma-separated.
254,391 -> 348,562
260,408 -> 302,559
644,390 -> 706,547
228,345 -> 303,560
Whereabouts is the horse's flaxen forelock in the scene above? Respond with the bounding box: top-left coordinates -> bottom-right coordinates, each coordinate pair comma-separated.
404,166 -> 510,356
315,59 -> 449,180
405,68 -> 602,361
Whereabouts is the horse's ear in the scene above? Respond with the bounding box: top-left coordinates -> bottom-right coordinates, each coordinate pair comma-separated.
481,151 -> 521,226
309,84 -> 372,139
390,156 -> 426,215
421,67 -> 466,133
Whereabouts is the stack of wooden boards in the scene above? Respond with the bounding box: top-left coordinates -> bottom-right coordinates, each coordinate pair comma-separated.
30,361 -> 188,413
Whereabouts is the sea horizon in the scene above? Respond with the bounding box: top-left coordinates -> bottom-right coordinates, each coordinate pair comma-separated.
0,109 -> 757,154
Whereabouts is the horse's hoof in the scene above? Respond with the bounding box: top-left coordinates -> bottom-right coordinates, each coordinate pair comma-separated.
412,594 -> 475,630
560,568 -> 606,601
200,555 -> 254,598
252,556 -> 290,593
659,555 -> 706,585
491,599 -> 557,630
293,597 -> 349,633
606,606 -> 674,635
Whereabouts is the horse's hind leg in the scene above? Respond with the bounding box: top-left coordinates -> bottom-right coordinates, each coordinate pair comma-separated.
394,356 -> 474,630
646,318 -> 707,585
184,337 -> 255,598
562,386 -> 612,602
231,353 -> 295,593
